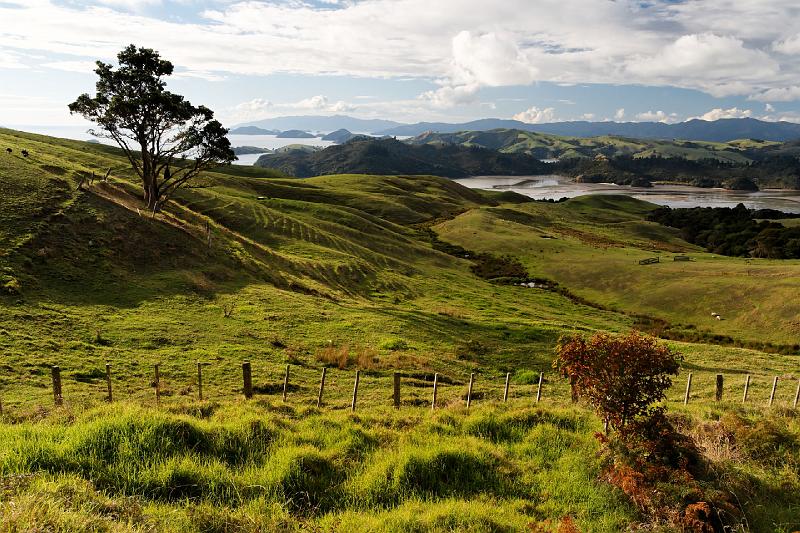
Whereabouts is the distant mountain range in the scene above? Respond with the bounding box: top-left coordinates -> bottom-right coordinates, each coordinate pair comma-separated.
233,116 -> 800,143
379,117 -> 800,142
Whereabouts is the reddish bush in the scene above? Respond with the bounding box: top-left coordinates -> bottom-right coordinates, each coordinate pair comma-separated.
554,331 -> 681,433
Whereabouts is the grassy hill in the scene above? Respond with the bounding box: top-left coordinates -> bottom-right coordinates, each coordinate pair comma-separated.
1,128 -> 800,531
434,195 -> 800,348
408,128 -> 782,163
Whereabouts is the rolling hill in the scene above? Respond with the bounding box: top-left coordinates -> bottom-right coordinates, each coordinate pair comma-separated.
407,128 -> 779,162
1,127 -> 800,531
254,137 -> 552,177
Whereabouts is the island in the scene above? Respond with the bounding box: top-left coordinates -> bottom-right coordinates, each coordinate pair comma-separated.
229,126 -> 279,135
275,130 -> 316,139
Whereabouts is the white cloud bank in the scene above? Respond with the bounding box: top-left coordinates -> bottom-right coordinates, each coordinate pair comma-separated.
635,110 -> 679,123
3,0 -> 800,113
694,107 -> 752,121
513,106 -> 558,124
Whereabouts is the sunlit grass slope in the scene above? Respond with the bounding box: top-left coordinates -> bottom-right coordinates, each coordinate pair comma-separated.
435,194 -> 800,347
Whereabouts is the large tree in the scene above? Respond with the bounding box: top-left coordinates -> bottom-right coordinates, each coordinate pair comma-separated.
69,44 -> 235,212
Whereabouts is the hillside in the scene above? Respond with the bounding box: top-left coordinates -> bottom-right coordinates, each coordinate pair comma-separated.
1,128 -> 800,531
254,137 -> 552,177
408,128 -> 776,163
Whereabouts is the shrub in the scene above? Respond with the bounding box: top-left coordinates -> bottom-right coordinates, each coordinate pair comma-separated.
554,331 -> 681,433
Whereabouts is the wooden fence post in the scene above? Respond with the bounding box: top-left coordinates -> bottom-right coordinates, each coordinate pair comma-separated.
683,373 -> 692,405
536,372 -> 543,403
743,374 -> 750,403
154,364 -> 160,406
197,362 -> 204,401
51,366 -> 63,406
769,376 -> 778,407
283,364 -> 290,402
317,367 -> 327,408
242,361 -> 252,399
351,370 -> 360,412
503,372 -> 510,402
393,372 -> 401,408
105,363 -> 113,403
794,379 -> 800,409
466,372 -> 475,409
431,373 -> 439,411
715,374 -> 723,402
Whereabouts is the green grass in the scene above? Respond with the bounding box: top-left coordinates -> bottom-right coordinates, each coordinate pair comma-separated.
2,128 -> 800,531
0,402 -> 638,532
434,194 -> 800,347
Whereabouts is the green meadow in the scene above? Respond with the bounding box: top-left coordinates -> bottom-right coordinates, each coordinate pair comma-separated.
1,128 -> 799,531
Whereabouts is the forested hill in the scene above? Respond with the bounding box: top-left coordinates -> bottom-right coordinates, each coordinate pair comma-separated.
254,137 -> 551,178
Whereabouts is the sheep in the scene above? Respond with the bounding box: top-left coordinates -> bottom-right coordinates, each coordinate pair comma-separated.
711,312 -> 719,317
716,315 -> 722,321
21,150 -> 28,157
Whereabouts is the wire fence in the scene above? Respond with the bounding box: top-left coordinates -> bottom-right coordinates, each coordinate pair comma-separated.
3,361 -> 799,418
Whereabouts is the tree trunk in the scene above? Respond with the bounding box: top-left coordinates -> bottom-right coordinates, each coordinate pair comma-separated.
143,176 -> 160,212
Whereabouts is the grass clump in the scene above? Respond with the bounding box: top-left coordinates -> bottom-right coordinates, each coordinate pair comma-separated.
351,438 -> 515,507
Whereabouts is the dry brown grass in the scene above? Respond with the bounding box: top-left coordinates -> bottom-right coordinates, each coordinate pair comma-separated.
315,344 -> 377,370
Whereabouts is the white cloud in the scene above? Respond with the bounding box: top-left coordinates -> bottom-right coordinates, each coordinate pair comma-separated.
0,48 -> 30,69
228,95 -> 357,121
41,60 -> 98,73
635,110 -> 679,123
419,84 -> 480,108
285,95 -> 356,113
626,33 -> 778,96
330,100 -> 356,113
419,30 -> 538,108
94,0 -> 161,10
580,113 -> 595,120
750,86 -> 800,102
294,95 -> 331,110
693,107 -> 752,121
614,108 -> 625,121
766,103 -> 775,112
513,106 -> 558,124
3,0 -> 800,120
773,34 -> 800,54
449,30 -> 537,88
234,98 -> 272,112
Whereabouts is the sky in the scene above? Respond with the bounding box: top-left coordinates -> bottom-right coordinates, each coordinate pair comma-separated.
3,0 -> 800,128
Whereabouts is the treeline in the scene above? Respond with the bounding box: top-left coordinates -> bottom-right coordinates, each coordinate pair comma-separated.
648,203 -> 800,258
556,155 -> 800,190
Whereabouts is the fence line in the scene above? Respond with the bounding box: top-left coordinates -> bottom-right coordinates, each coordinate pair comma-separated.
1,362 -> 798,417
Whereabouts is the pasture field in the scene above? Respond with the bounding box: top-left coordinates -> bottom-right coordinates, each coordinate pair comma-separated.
1,128 -> 799,531
435,195 -> 800,347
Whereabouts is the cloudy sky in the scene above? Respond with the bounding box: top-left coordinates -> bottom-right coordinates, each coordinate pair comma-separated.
3,0 -> 800,128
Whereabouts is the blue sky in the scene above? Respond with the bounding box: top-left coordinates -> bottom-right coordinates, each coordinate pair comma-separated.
2,0 -> 800,128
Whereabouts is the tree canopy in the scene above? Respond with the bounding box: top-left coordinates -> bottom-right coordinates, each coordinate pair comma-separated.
69,44 -> 234,211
